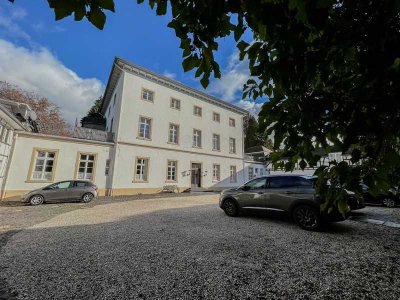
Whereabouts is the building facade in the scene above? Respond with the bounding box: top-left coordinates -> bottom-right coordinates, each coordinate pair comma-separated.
1,58 -> 263,200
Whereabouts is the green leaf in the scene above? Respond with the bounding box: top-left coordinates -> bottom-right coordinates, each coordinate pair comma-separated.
156,0 -> 167,15
74,4 -> 86,21
182,56 -> 198,72
99,0 -> 115,12
88,6 -> 106,30
200,75 -> 209,88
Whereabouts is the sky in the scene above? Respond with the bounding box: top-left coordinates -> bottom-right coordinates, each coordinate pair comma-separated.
0,0 -> 265,125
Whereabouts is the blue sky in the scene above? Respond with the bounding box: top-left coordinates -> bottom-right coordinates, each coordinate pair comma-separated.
0,0 -> 263,124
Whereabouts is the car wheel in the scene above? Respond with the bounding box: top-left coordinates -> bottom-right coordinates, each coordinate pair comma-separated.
292,205 -> 321,231
82,193 -> 94,203
223,198 -> 239,217
382,198 -> 396,208
30,195 -> 44,206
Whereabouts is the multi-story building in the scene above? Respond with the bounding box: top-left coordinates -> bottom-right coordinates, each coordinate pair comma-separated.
2,57 -> 265,200
101,58 -> 248,194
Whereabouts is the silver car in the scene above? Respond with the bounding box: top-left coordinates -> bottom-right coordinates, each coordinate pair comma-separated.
21,180 -> 98,205
219,175 -> 350,230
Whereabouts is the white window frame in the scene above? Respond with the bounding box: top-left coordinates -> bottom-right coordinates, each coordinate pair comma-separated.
213,164 -> 220,181
141,88 -> 154,102
230,166 -> 237,183
213,112 -> 220,122
138,116 -> 152,140
135,157 -> 149,182
76,153 -> 96,180
30,150 -> 57,181
170,98 -> 181,110
193,129 -> 202,148
168,123 -> 179,144
166,160 -> 178,182
193,105 -> 202,117
229,138 -> 236,154
212,134 -> 220,151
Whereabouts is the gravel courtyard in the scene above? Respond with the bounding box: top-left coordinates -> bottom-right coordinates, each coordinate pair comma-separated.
0,194 -> 399,300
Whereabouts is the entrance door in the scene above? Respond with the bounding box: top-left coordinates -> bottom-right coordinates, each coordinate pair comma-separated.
191,163 -> 201,188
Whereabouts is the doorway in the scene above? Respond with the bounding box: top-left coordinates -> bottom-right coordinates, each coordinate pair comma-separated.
191,163 -> 201,188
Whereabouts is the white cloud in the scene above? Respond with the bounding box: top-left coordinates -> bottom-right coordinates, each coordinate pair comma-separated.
207,51 -> 249,102
163,71 -> 177,79
0,5 -> 32,44
0,39 -> 104,125
237,100 -> 263,116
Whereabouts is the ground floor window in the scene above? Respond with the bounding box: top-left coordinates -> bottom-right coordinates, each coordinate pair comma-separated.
230,165 -> 237,183
213,164 -> 220,181
77,153 -> 96,180
30,150 -> 57,181
135,157 -> 149,182
166,160 -> 177,181
105,159 -> 111,176
248,167 -> 254,180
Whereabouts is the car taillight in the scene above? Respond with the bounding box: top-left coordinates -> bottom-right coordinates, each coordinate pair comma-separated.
92,185 -> 98,191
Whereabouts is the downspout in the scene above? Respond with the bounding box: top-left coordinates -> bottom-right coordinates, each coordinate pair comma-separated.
241,115 -> 246,185
108,64 -> 125,197
1,131 -> 18,200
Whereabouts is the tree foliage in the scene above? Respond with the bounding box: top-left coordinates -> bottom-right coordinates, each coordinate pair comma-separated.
244,115 -> 265,151
10,0 -> 400,213
0,81 -> 71,136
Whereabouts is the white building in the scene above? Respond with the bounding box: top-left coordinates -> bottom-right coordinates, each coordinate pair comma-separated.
1,58 -> 269,200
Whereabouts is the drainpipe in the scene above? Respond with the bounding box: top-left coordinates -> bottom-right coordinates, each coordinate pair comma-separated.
1,131 -> 18,200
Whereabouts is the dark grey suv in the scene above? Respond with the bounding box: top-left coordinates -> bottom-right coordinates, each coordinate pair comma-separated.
219,175 -> 350,230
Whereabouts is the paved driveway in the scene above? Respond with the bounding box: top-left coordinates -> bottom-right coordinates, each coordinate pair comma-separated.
0,195 -> 399,300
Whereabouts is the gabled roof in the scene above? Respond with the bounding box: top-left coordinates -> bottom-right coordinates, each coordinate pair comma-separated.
101,57 -> 249,116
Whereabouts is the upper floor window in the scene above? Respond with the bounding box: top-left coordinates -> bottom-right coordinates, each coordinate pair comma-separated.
138,116 -> 152,140
141,88 -> 154,102
170,98 -> 181,110
212,134 -> 220,151
230,165 -> 237,183
30,150 -> 57,181
229,118 -> 236,127
193,105 -> 202,117
168,123 -> 179,144
113,93 -> 117,106
108,106 -> 111,117
77,153 -> 96,180
166,160 -> 178,181
213,112 -> 220,122
213,164 -> 220,181
193,129 -> 202,148
229,138 -> 236,154
135,157 -> 149,182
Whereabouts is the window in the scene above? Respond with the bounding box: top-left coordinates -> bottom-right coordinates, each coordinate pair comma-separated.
267,176 -> 312,188
138,116 -> 152,139
135,158 -> 149,182
213,112 -> 220,122
113,93 -> 117,106
168,123 -> 179,144
105,159 -> 110,176
166,160 -> 177,181
142,88 -> 154,102
213,164 -> 220,181
75,181 -> 93,188
243,177 -> 267,190
212,134 -> 220,151
193,105 -> 202,117
49,181 -> 73,189
6,129 -> 11,144
230,166 -> 237,183
108,106 -> 111,117
77,153 -> 96,180
229,118 -> 236,127
260,168 -> 264,176
193,129 -> 202,148
30,150 -> 57,181
229,138 -> 236,154
170,98 -> 181,110
248,167 -> 254,180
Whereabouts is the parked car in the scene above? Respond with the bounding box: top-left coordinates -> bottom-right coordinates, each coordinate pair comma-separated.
21,180 -> 98,205
360,184 -> 399,208
219,175 -> 351,230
